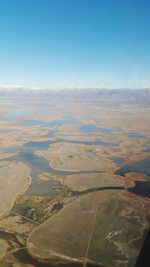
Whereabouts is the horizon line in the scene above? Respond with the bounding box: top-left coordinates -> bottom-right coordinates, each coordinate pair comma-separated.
0,85 -> 150,91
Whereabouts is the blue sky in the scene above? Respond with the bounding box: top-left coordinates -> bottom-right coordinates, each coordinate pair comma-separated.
0,0 -> 150,89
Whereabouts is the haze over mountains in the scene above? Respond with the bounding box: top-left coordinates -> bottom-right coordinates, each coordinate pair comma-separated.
0,87 -> 150,107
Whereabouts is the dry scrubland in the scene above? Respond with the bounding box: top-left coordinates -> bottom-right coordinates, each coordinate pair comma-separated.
0,240 -> 8,260
27,190 -> 146,267
63,173 -> 124,191
0,161 -> 31,217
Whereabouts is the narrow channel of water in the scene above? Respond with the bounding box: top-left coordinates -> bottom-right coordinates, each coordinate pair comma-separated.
69,186 -> 125,196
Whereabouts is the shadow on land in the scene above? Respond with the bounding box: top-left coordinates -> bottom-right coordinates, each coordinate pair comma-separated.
135,228 -> 150,267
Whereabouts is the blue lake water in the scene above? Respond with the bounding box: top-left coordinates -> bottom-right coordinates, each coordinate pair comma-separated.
128,181 -> 150,198
23,120 -> 42,126
42,129 -> 56,138
0,109 -> 32,121
80,124 -> 113,136
115,159 -> 150,177
142,147 -> 150,153
127,133 -> 145,139
2,110 -> 148,197
3,136 -> 120,195
26,137 -> 119,147
3,142 -> 75,195
111,156 -> 126,166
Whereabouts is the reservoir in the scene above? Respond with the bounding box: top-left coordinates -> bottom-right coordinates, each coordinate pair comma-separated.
115,159 -> 150,177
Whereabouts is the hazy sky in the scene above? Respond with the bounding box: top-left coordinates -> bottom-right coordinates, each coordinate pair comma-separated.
0,0 -> 150,89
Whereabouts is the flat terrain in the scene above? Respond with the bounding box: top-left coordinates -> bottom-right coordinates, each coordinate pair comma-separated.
0,90 -> 149,267
0,239 -> 8,260
63,173 -> 124,191
35,143 -> 116,172
0,161 -> 31,217
27,190 -> 146,267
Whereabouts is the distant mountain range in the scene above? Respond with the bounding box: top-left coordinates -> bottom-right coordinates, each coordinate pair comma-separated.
0,87 -> 150,107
